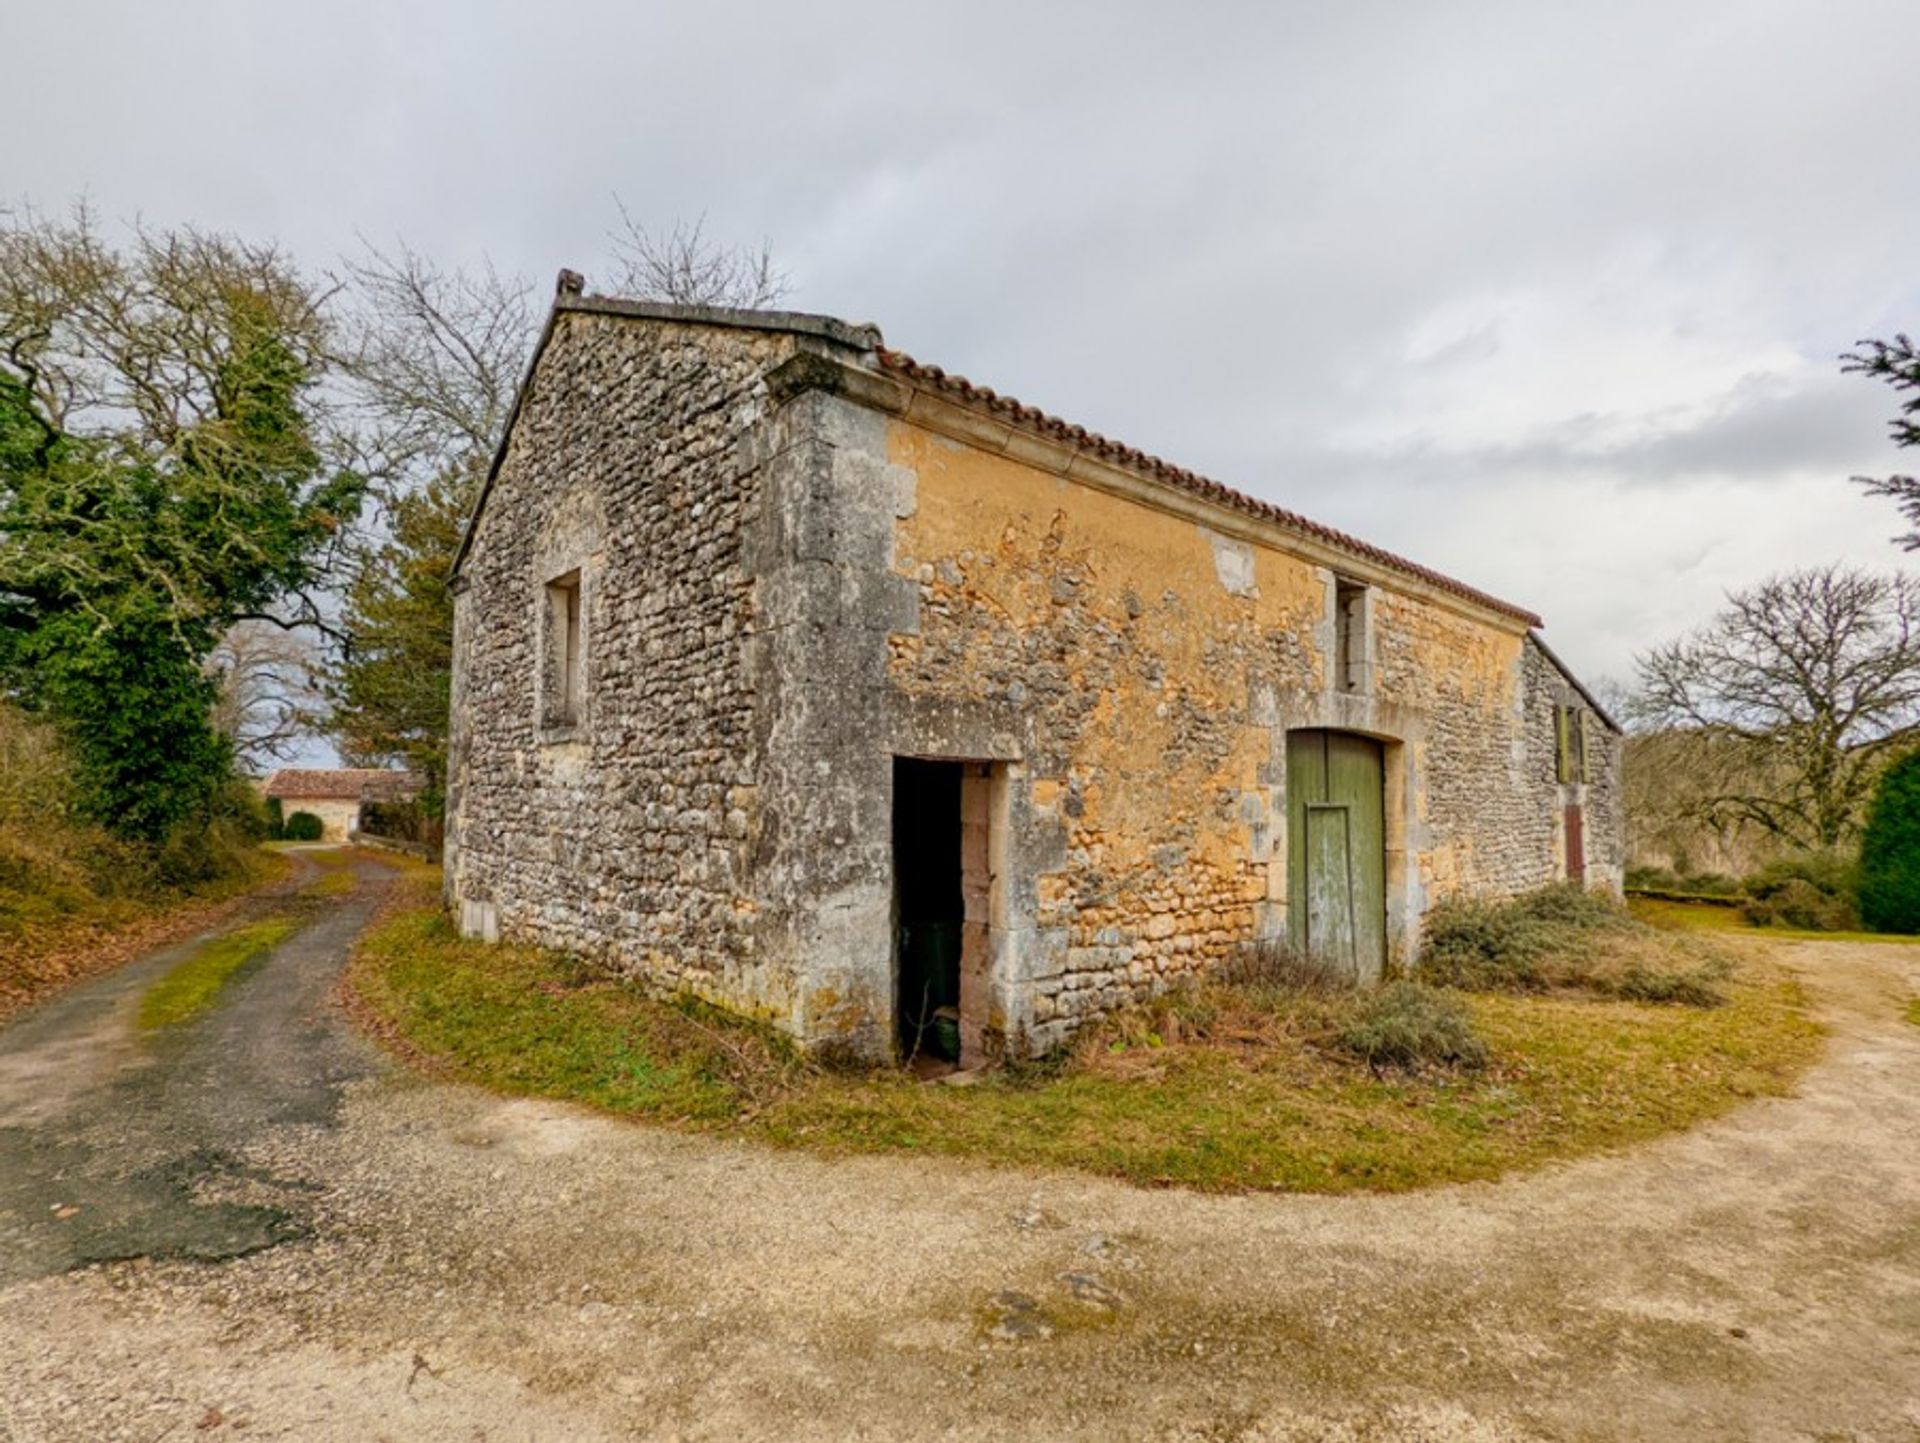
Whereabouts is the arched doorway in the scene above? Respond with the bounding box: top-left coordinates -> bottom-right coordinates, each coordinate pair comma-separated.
1286,729 -> 1387,981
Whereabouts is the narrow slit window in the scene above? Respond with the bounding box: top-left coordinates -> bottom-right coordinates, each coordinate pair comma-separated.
545,569 -> 583,728
1334,578 -> 1368,694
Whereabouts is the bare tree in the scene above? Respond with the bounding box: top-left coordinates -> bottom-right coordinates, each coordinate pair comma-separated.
206,621 -> 327,771
327,213 -> 792,798
0,202 -> 357,644
1636,564 -> 1920,851
606,201 -> 790,309
335,240 -> 537,499
1622,728 -> 1792,875
1844,333 -> 1920,548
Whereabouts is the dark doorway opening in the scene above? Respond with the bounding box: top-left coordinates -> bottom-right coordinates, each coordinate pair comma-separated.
893,758 -> 964,1066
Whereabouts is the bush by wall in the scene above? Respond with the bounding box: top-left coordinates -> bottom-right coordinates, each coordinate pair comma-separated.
1623,865 -> 1742,899
1859,751 -> 1920,934
1422,883 -> 1729,1006
359,798 -> 442,850
282,811 -> 325,842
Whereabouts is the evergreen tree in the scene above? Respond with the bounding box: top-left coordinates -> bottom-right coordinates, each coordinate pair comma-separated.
331,465 -> 470,806
1845,334 -> 1920,548
1859,750 -> 1920,933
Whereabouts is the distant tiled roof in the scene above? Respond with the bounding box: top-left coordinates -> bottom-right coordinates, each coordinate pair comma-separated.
262,768 -> 423,802
872,348 -> 1542,627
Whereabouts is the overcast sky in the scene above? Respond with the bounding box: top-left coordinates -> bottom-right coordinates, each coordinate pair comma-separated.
11,0 -> 1919,707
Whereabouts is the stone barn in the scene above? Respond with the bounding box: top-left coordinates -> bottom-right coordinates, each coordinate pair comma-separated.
445,277 -> 1623,1066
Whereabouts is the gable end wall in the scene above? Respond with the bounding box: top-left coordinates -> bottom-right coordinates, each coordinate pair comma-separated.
445,312 -> 802,1017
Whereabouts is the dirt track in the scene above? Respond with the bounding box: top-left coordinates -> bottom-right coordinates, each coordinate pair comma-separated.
2,858 -> 1917,1441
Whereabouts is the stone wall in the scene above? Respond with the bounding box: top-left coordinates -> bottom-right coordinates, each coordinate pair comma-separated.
874,411 -> 1625,1051
1521,638 -> 1626,893
445,308 -> 803,1019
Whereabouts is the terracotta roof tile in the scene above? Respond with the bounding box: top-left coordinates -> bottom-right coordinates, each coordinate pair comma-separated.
262,769 -> 423,801
872,347 -> 1542,626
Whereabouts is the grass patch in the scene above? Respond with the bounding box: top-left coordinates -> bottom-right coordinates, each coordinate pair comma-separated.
137,916 -> 300,1029
1631,895 -> 1920,946
1905,998 -> 1920,1027
348,874 -> 1824,1194
297,849 -> 361,899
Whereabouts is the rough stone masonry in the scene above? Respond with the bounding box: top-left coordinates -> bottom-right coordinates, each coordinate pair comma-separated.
445,284 -> 1623,1062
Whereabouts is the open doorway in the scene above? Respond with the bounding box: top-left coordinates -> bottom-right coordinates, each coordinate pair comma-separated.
892,757 -> 994,1071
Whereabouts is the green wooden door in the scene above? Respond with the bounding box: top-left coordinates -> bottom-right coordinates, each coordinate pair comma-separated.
1287,730 -> 1386,980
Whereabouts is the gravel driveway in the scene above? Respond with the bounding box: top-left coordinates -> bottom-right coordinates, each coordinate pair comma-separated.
2,856 -> 1917,1442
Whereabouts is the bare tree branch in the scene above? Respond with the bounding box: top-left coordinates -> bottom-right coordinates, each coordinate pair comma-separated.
332,238 -> 536,501
206,621 -> 327,770
605,200 -> 790,310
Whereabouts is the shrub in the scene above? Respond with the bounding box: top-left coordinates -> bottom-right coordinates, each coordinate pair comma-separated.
1625,865 -> 1741,898
1420,895 -> 1547,990
265,797 -> 286,840
1421,883 -> 1625,991
361,798 -> 443,850
1614,960 -> 1730,1008
1422,882 -> 1727,1006
1860,751 -> 1920,934
154,782 -> 270,885
1687,872 -> 1745,897
282,811 -> 325,842
1217,938 -> 1356,992
1741,852 -> 1859,931
1336,982 -> 1487,1072
1509,883 -> 1623,928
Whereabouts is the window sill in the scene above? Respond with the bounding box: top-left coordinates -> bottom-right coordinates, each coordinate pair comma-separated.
538,722 -> 586,747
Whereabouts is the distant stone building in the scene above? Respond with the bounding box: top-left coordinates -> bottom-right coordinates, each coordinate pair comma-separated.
445,280 -> 1623,1065
262,768 -> 422,842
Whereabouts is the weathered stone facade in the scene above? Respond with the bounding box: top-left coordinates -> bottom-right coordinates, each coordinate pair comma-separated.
447,291 -> 1624,1061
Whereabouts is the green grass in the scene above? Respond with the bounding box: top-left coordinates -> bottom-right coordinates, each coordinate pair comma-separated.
1630,895 -> 1920,945
1905,997 -> 1920,1027
137,916 -> 300,1029
349,876 -> 1825,1195
296,848 -> 361,898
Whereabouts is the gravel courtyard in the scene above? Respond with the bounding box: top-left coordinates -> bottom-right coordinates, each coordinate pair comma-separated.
2,854 -> 1917,1442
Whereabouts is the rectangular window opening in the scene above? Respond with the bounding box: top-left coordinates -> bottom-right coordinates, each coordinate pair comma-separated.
1334,578 -> 1368,694
545,569 -> 583,729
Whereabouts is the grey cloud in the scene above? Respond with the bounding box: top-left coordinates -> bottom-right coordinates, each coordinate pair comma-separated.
8,0 -> 1920,699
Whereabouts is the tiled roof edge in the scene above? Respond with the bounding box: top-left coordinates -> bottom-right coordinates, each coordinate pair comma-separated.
871,347 -> 1543,628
